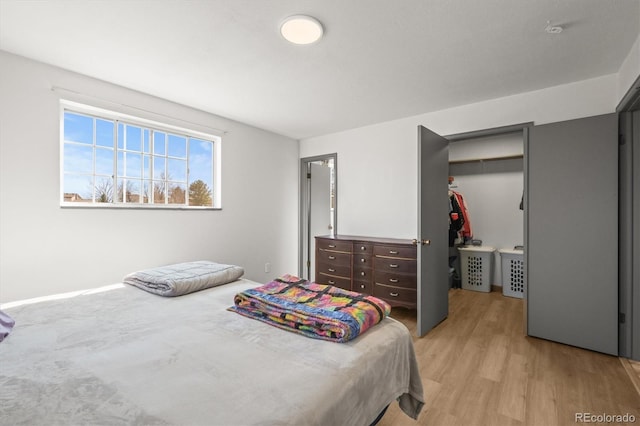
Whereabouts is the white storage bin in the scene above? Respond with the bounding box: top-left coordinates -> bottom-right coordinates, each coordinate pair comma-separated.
499,249 -> 524,299
458,246 -> 495,293
499,248 -> 524,298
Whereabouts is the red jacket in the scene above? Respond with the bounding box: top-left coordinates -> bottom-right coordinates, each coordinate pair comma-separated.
451,190 -> 473,240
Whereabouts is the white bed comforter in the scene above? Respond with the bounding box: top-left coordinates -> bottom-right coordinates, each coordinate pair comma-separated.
0,279 -> 424,426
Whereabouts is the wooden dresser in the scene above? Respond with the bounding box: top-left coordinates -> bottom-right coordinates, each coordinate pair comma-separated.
315,235 -> 417,309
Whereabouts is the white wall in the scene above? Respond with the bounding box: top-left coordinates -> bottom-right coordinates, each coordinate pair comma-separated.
0,51 -> 299,302
618,33 -> 640,105
300,74 -> 619,240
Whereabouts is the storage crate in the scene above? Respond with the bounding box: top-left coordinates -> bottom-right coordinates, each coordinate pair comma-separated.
458,246 -> 495,293
499,248 -> 524,298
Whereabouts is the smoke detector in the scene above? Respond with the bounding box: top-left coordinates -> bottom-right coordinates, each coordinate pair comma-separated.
545,21 -> 563,34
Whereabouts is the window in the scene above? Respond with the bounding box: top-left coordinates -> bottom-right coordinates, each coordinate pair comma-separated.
61,101 -> 221,208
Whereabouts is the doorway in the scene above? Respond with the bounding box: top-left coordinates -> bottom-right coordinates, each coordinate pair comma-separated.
415,124 -> 527,337
299,154 -> 337,282
447,129 -> 525,294
444,123 -> 529,334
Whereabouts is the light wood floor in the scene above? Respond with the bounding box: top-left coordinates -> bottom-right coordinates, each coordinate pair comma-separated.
621,358 -> 640,397
380,289 -> 640,426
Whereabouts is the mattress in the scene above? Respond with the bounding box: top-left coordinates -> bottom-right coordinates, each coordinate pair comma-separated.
0,278 -> 424,425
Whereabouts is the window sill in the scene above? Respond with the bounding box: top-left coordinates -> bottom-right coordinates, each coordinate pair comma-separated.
60,203 -> 221,211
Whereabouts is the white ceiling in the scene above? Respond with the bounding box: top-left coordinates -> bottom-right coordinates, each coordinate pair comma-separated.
1,0 -> 638,139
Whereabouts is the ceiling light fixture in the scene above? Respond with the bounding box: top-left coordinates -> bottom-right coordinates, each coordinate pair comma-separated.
545,20 -> 563,34
280,15 -> 323,45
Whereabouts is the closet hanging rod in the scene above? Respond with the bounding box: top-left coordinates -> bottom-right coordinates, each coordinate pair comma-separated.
449,154 -> 523,165
51,86 -> 229,135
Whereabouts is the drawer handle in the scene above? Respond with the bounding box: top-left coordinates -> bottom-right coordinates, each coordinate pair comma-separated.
389,264 -> 399,268
328,268 -> 335,272
360,271 -> 366,276
328,280 -> 335,285
360,246 -> 366,251
328,256 -> 336,260
360,284 -> 365,289
328,244 -> 336,248
360,258 -> 366,263
390,292 -> 399,297
389,250 -> 399,255
389,278 -> 399,283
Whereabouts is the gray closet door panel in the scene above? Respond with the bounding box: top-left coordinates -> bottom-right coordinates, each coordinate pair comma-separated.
528,113 -> 618,355
619,111 -> 634,358
633,110 -> 640,359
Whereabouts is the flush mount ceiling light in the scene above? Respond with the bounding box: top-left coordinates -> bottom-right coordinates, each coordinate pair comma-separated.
280,15 -> 323,45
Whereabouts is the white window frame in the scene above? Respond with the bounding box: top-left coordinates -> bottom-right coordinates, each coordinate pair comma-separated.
59,100 -> 222,209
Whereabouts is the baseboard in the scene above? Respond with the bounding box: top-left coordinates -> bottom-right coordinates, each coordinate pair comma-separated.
491,284 -> 502,293
620,357 -> 640,397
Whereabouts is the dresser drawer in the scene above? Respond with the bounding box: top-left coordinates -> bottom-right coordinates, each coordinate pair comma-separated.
314,236 -> 417,304
353,280 -> 373,294
353,242 -> 374,254
353,253 -> 372,267
317,250 -> 351,267
316,262 -> 351,278
373,283 -> 416,305
353,265 -> 372,281
374,245 -> 416,259
374,271 -> 416,289
317,273 -> 351,291
374,256 -> 416,274
316,238 -> 352,253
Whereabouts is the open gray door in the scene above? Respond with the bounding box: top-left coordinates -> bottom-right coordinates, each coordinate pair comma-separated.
528,114 -> 618,355
417,125 -> 449,336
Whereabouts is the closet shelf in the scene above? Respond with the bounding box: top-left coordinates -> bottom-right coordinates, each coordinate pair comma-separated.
449,154 -> 523,165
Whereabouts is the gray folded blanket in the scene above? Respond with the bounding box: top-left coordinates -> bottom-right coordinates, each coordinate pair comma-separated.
0,309 -> 15,343
123,261 -> 244,297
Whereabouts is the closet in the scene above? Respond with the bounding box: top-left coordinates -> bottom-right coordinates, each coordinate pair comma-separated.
447,127 -> 525,292
422,115 -> 619,356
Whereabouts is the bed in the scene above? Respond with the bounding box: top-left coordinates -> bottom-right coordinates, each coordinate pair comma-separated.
0,276 -> 424,425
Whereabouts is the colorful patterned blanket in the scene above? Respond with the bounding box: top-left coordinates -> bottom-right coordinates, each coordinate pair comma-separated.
228,274 -> 391,343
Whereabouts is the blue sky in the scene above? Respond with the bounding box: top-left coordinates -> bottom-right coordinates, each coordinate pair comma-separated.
63,112 -> 214,202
